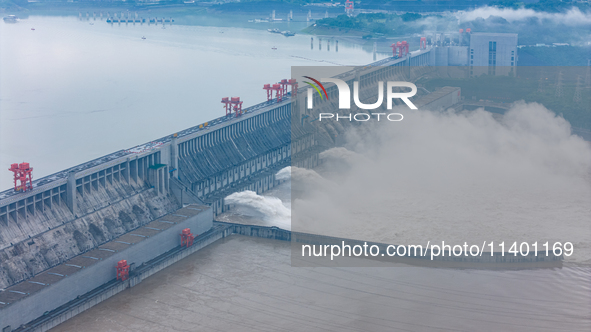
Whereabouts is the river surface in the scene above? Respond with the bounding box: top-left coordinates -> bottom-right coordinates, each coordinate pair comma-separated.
53,236 -> 591,332
0,15 -> 385,190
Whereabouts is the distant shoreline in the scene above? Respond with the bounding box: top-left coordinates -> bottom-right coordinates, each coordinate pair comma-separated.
2,1 -> 310,17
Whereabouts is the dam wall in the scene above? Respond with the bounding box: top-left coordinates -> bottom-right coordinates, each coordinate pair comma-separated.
191,54 -> 436,215
0,204 -> 212,331
0,181 -> 180,290
0,94 -> 300,290
10,221 -> 230,332
0,95 -> 311,292
0,51 -> 444,331
176,102 -> 297,210
0,52 -> 442,291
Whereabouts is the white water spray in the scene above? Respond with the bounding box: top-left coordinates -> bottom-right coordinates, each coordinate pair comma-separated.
224,190 -> 291,230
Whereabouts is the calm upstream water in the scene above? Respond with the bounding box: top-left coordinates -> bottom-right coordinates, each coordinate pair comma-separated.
0,15 -> 385,189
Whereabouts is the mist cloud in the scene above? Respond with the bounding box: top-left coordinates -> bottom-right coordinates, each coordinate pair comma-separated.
458,6 -> 591,26
225,190 -> 291,230
292,102 -> 591,263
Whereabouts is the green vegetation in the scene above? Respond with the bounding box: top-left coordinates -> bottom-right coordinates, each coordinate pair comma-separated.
306,3 -> 590,44
305,13 -> 445,37
401,12 -> 422,22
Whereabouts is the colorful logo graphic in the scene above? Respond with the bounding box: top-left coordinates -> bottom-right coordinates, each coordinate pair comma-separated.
303,76 -> 329,101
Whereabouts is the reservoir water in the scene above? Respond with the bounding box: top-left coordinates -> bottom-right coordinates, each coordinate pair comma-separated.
0,15 -> 385,190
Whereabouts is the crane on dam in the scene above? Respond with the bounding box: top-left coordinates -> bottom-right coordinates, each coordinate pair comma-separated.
9,162 -> 33,192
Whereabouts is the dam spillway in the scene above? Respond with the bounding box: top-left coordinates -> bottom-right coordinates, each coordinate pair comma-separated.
0,92 -> 306,331
0,50 -> 448,331
0,94 -> 300,288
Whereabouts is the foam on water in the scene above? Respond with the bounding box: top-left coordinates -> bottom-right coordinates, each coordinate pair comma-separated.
274,166 -> 291,181
224,190 -> 291,230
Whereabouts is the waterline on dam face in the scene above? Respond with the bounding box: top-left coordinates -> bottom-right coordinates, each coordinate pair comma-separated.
0,15 -> 386,190
50,236 -> 591,332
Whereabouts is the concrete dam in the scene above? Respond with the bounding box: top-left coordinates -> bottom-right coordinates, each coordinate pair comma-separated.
0,48 -> 475,331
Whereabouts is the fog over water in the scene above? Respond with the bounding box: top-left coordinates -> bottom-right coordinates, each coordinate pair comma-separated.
224,102 -> 591,264
458,6 -> 591,26
214,101 -> 590,329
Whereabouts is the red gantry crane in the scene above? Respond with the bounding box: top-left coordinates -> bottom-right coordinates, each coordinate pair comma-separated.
230,97 -> 243,117
391,42 -> 397,58
263,83 -> 284,102
9,162 -> 33,192
279,78 -> 298,97
398,41 -> 409,57
180,228 -> 195,247
222,97 -> 232,116
116,260 -> 130,281
222,97 -> 243,117
391,41 -> 410,58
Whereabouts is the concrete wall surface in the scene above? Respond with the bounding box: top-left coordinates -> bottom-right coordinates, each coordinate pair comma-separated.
15,222 -> 230,332
0,205 -> 212,331
448,46 -> 469,66
0,183 -> 180,290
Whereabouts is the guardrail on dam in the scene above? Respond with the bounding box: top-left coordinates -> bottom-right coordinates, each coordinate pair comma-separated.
0,49 -> 442,331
